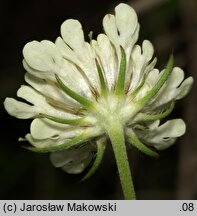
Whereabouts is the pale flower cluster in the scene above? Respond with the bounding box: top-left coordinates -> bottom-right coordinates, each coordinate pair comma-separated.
4,3 -> 193,176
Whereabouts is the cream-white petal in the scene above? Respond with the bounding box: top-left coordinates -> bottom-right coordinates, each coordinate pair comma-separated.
26,118 -> 102,148
143,119 -> 186,150
133,69 -> 160,100
91,34 -> 118,89
58,21 -> 100,92
103,3 -> 138,49
30,118 -> 84,140
142,40 -> 154,62
149,68 -> 192,108
61,19 -> 84,51
23,41 -> 50,71
23,60 -> 54,81
25,72 -> 88,106
176,76 -> 194,99
115,3 -> 138,47
23,40 -> 60,72
152,119 -> 186,138
17,85 -> 76,119
25,52 -> 93,99
55,37 -> 78,63
4,98 -> 39,119
103,14 -> 119,47
17,85 -> 46,107
30,118 -> 60,139
25,73 -> 74,105
129,45 -> 144,89
55,38 -> 93,96
5,86 -> 76,120
146,69 -> 160,86
40,40 -> 63,65
50,144 -> 95,174
25,133 -> 60,148
129,41 -> 155,91
23,40 -> 89,95
153,138 -> 177,150
58,61 -> 94,98
167,67 -> 184,88
144,57 -> 157,75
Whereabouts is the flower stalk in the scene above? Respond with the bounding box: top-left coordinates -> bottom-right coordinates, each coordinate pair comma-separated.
104,118 -> 136,200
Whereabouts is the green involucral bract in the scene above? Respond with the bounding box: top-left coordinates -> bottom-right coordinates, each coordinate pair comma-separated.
4,3 -> 193,199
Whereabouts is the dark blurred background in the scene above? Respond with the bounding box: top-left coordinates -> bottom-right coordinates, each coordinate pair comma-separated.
0,0 -> 197,200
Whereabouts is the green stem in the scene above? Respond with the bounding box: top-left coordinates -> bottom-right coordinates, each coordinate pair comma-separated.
105,119 -> 136,200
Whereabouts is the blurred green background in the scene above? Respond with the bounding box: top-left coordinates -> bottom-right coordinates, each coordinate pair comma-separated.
0,0 -> 197,199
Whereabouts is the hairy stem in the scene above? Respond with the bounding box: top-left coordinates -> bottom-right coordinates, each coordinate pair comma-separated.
105,119 -> 136,200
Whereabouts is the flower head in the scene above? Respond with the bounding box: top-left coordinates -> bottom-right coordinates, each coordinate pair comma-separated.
4,3 -> 193,199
